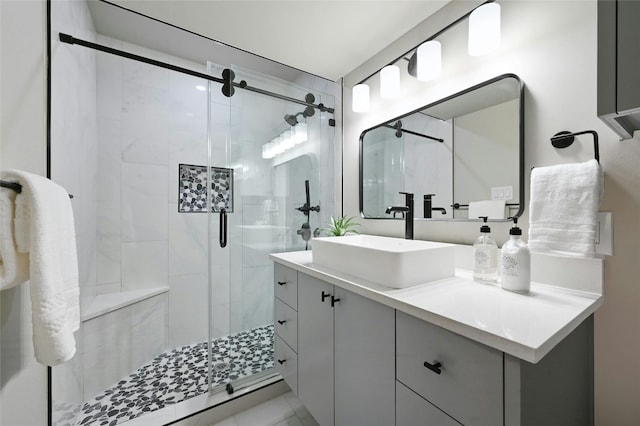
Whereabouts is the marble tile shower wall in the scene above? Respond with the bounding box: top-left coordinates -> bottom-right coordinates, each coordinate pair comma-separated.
95,35 -> 231,350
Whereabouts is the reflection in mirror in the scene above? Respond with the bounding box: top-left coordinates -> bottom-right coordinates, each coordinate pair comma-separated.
360,74 -> 524,221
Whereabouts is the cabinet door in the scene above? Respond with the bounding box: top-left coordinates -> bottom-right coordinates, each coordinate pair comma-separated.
396,381 -> 462,426
617,0 -> 640,113
298,273 -> 334,426
334,287 -> 395,426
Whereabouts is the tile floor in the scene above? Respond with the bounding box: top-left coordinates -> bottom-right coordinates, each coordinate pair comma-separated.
212,391 -> 319,426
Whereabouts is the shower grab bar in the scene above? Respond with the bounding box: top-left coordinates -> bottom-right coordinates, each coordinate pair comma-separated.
219,208 -> 227,248
0,179 -> 74,198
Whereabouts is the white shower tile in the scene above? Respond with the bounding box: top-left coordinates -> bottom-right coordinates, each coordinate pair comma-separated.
168,274 -> 208,348
121,163 -> 168,242
121,111 -> 169,165
122,241 -> 168,291
97,117 -> 122,202
121,81 -> 169,118
131,294 -> 168,369
97,200 -> 121,285
122,51 -> 169,90
83,307 -> 132,401
169,205 -> 208,276
242,265 -> 273,330
96,47 -> 122,121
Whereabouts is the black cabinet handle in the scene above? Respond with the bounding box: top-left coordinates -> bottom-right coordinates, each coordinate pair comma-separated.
277,281 -> 286,286
423,361 -> 442,375
277,320 -> 286,325
331,296 -> 341,307
278,359 -> 286,365
321,291 -> 331,302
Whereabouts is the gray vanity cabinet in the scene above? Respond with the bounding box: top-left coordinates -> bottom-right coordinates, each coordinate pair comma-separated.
275,261 -> 594,426
297,272 -> 395,426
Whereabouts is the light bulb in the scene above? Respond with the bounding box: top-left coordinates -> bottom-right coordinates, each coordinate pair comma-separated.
352,84 -> 370,113
468,3 -> 501,56
416,40 -> 441,82
380,65 -> 400,99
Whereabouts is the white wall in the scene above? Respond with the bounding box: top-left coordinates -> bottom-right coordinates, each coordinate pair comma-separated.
0,0 -> 48,425
343,1 -> 640,424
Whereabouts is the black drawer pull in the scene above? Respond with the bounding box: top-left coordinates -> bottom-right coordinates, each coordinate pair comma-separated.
277,281 -> 286,286
321,291 -> 331,302
278,359 -> 286,365
331,296 -> 341,307
423,361 -> 442,375
277,320 -> 286,325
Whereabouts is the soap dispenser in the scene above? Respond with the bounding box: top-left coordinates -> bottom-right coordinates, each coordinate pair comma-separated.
473,216 -> 498,283
501,217 -> 531,293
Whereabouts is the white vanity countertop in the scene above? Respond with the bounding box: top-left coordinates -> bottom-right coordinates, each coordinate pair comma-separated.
270,248 -> 604,364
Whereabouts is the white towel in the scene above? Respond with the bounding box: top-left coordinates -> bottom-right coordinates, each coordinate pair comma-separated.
468,199 -> 506,220
2,170 -> 80,366
0,188 -> 29,289
528,159 -> 603,256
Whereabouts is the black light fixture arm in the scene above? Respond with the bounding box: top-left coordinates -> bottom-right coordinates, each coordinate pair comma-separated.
58,33 -> 334,114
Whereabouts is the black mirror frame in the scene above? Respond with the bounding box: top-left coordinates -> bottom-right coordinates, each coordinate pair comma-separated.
358,73 -> 525,222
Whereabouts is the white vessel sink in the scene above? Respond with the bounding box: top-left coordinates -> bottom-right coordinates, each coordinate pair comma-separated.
311,235 -> 455,288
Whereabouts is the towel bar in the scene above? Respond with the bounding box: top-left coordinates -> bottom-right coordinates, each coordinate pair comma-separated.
550,130 -> 600,163
0,179 -> 74,199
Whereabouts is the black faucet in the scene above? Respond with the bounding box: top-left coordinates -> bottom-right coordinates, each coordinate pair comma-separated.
386,192 -> 414,239
423,194 -> 447,218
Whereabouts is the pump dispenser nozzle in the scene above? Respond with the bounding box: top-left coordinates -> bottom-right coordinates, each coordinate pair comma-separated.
508,217 -> 522,235
479,216 -> 491,233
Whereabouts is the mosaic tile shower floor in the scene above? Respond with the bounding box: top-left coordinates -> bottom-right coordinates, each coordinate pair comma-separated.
74,324 -> 274,426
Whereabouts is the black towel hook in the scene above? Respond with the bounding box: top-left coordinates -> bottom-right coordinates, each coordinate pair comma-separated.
550,130 -> 600,163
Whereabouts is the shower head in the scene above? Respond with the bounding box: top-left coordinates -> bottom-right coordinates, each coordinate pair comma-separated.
284,114 -> 299,126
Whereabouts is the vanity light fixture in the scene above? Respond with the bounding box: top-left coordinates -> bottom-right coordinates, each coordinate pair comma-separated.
350,1 -> 500,113
468,3 -> 501,56
380,65 -> 401,99
262,122 -> 308,159
352,83 -> 370,112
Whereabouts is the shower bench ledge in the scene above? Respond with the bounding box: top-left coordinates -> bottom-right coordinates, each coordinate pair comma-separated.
81,286 -> 169,321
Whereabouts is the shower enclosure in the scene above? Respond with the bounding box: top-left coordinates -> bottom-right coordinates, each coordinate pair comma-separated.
49,2 -> 337,424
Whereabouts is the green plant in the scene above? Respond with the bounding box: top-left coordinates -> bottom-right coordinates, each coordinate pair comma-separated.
321,215 -> 360,236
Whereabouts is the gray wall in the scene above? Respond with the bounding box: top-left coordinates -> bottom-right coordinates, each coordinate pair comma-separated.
343,1 -> 640,424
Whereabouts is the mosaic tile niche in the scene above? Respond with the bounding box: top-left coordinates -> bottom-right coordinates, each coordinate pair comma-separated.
179,164 -> 233,213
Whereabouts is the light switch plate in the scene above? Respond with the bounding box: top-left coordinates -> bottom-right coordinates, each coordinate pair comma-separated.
595,211 -> 613,256
491,186 -> 513,201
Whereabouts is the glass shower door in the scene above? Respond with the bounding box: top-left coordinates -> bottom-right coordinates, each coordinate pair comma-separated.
207,62 -> 335,393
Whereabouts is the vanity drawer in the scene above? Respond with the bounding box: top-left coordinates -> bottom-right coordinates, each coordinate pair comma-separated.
275,298 -> 298,351
396,311 -> 503,426
274,263 -> 297,309
275,335 -> 298,394
396,381 -> 461,426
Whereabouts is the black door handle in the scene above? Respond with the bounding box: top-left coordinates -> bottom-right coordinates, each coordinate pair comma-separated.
277,281 -> 286,286
331,296 -> 340,307
277,320 -> 286,325
278,359 -> 286,365
321,291 -> 331,302
423,360 -> 442,375
219,208 -> 227,248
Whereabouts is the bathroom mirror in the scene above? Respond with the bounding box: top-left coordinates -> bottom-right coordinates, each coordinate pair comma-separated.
360,73 -> 524,221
